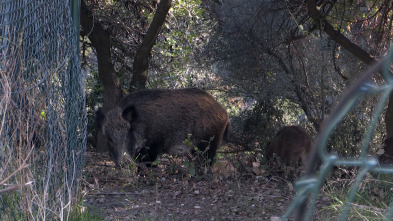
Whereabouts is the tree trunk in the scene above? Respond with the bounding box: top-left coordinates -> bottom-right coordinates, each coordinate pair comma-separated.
80,0 -> 123,152
130,0 -> 172,90
385,91 -> 393,136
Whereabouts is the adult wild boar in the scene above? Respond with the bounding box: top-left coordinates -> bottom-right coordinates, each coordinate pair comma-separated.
267,125 -> 312,166
97,88 -> 229,167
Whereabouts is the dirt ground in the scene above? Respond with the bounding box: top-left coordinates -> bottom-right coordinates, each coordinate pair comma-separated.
81,149 -> 303,221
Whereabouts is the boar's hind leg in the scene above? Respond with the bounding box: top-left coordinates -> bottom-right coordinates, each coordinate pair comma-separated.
207,136 -> 222,165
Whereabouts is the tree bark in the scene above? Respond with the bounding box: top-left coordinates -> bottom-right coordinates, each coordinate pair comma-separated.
80,0 -> 123,152
130,0 -> 172,90
385,92 -> 393,136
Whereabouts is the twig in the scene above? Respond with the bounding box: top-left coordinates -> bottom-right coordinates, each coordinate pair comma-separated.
0,181 -> 33,194
0,163 -> 30,186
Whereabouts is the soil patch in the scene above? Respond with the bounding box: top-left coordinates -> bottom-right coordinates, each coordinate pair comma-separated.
82,150 -> 299,220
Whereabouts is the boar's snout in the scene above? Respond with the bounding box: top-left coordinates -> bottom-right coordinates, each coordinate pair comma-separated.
100,107 -> 133,167
113,152 -> 134,168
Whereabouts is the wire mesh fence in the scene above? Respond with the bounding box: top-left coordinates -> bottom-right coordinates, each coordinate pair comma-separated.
0,0 -> 86,220
283,51 -> 393,220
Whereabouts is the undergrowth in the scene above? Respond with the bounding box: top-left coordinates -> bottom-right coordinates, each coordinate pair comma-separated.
319,170 -> 393,220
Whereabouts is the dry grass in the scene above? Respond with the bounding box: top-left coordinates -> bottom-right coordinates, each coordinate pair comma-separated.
0,40 -> 81,220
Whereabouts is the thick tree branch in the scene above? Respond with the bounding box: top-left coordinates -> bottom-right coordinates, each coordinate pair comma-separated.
306,0 -> 375,65
130,0 -> 172,90
305,0 -> 393,136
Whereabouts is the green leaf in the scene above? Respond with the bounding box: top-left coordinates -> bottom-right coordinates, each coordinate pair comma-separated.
40,110 -> 46,118
152,160 -> 161,166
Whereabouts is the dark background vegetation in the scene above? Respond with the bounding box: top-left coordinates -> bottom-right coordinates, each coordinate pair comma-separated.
72,0 -> 393,219
81,0 -> 392,157
5,1 -> 393,220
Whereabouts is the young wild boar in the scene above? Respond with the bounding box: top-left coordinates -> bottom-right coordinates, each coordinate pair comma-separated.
267,125 -> 312,166
97,88 -> 229,167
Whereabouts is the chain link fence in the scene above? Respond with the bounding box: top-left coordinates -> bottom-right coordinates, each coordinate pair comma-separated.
0,0 -> 86,220
283,52 -> 393,220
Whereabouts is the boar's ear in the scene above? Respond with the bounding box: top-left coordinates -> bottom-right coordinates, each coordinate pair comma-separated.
96,109 -> 105,131
122,106 -> 136,122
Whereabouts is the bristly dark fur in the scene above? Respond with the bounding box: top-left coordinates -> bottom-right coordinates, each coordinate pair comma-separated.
267,125 -> 312,166
97,88 -> 230,166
